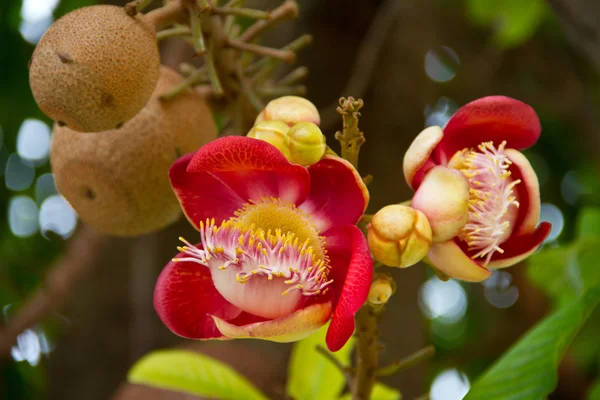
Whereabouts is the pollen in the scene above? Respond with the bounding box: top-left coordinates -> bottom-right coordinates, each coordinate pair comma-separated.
450,141 -> 521,265
172,198 -> 333,297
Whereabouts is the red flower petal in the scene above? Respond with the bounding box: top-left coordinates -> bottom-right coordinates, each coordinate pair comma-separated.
187,136 -> 310,206
154,253 -> 243,339
324,225 -> 373,352
505,149 -> 541,236
170,153 -> 246,229
301,156 -> 369,232
487,222 -> 551,269
434,96 -> 541,163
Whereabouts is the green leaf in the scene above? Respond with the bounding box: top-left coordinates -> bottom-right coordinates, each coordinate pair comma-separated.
464,286 -> 600,400
588,379 -> 600,399
465,0 -> 548,48
128,350 -> 268,400
576,207 -> 600,238
528,208 -> 600,306
287,324 -> 355,400
338,383 -> 402,400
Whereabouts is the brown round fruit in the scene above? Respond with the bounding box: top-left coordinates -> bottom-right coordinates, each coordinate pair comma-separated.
51,66 -> 217,236
29,5 -> 160,132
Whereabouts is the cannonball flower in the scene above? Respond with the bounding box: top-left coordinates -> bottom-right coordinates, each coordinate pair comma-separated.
403,96 -> 551,282
154,136 -> 372,352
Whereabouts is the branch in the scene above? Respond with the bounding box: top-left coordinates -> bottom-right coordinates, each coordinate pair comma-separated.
548,0 -> 600,70
316,345 -> 353,385
321,0 -> 403,130
239,0 -> 298,42
226,38 -> 296,63
146,0 -> 186,31
376,346 -> 435,377
125,0 -> 154,16
0,225 -> 106,359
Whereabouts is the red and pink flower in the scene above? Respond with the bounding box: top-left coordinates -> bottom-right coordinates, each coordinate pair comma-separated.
404,96 -> 551,281
154,136 -> 372,351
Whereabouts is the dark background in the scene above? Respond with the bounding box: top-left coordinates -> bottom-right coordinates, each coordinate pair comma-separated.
1,0 -> 600,399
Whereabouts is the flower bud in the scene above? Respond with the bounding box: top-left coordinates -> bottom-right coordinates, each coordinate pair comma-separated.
367,273 -> 396,306
255,96 -> 320,127
368,205 -> 432,268
284,122 -> 326,166
247,120 -> 290,157
411,165 -> 469,243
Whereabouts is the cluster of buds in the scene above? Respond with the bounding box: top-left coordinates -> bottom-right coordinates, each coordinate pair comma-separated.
247,96 -> 326,166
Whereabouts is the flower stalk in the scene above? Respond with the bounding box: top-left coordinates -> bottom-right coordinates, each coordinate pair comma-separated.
335,97 -> 366,170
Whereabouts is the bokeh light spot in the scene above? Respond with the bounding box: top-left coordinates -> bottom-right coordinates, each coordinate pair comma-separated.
35,173 -> 58,205
425,97 -> 458,128
419,277 -> 467,324
539,203 -> 564,243
483,271 -> 519,309
425,46 -> 460,83
9,196 -> 39,238
5,153 -> 35,191
19,0 -> 60,44
17,119 -> 51,164
430,369 -> 470,400
39,195 -> 78,239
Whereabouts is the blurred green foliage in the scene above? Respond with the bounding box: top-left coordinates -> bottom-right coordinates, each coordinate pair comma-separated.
465,0 -> 548,48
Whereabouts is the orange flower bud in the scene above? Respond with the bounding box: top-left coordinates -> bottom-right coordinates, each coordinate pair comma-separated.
368,205 -> 432,268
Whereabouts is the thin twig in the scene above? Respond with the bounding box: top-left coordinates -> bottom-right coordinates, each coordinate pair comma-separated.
246,35 -> 313,74
376,346 -> 435,377
278,66 -> 308,86
236,65 -> 264,111
227,38 -> 295,63
205,40 -> 225,97
188,4 -> 206,55
256,85 -> 306,97
239,0 -> 298,42
321,0 -> 403,129
156,25 -> 191,40
0,226 -> 106,359
146,0 -> 185,31
125,0 -> 154,16
316,345 -> 353,385
160,67 -> 208,100
211,7 -> 271,20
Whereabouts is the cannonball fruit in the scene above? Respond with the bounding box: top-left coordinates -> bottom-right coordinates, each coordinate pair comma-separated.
29,5 -> 160,132
51,66 -> 217,236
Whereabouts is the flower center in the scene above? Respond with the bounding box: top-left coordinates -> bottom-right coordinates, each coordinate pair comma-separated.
173,198 -> 332,319
449,141 -> 521,265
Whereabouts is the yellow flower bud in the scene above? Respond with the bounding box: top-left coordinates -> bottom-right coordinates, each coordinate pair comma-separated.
247,120 -> 290,157
255,96 -> 320,127
368,273 -> 396,306
284,122 -> 326,166
368,205 -> 432,268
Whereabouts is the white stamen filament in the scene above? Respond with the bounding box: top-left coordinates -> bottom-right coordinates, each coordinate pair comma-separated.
454,141 -> 521,265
